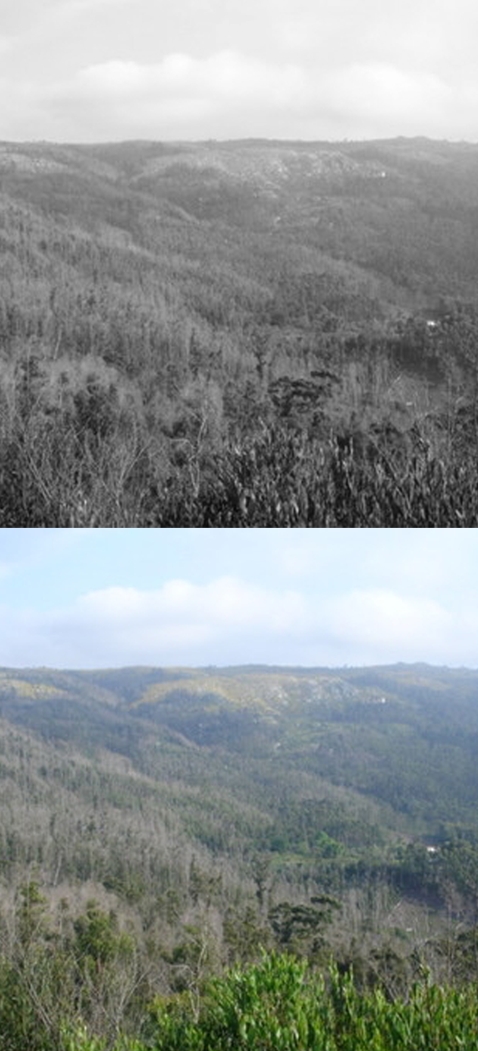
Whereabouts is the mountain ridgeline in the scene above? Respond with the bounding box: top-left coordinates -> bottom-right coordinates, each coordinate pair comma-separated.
2,662 -> 478,904
3,138 -> 478,524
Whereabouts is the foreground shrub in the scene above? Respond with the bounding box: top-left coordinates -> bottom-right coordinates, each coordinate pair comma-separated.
146,425 -> 478,527
2,405 -> 478,526
145,951 -> 478,1051
1,947 -> 478,1051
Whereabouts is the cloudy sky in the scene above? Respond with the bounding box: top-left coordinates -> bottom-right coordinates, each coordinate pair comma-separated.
1,0 -> 477,142
0,528 -> 477,669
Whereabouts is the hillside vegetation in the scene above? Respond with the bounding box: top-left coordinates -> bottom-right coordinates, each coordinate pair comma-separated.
1,663 -> 478,1047
2,137 -> 478,523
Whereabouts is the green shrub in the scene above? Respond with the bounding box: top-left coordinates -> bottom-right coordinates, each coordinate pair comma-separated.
146,952 -> 478,1051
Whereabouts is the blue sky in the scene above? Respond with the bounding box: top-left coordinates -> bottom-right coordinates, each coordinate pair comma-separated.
0,528 -> 477,669
1,0 -> 478,142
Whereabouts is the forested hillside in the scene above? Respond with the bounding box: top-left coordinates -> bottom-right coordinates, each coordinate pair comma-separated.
2,138 -> 478,524
2,663 -> 478,1046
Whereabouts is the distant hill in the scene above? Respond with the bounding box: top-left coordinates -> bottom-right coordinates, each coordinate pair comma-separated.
3,136 -> 478,313
2,662 -> 478,840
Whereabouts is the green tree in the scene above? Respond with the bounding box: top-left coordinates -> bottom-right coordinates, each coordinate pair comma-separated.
268,896 -> 340,956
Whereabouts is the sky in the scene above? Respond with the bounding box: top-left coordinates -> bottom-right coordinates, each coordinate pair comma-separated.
1,0 -> 478,143
0,528 -> 477,669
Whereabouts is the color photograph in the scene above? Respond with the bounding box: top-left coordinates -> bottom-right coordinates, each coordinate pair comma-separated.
0,527 -> 477,1049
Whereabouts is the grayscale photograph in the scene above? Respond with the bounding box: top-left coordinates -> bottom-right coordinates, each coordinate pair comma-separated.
1,0 -> 477,523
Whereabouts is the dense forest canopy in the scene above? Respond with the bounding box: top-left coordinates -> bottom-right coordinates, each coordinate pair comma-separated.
2,137 -> 478,523
2,661 -> 478,1047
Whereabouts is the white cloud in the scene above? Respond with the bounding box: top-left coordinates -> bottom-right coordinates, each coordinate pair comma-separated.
324,589 -> 452,656
52,50 -> 304,107
72,577 -> 304,633
27,50 -> 306,140
3,0 -> 478,141
322,63 -> 450,125
4,577 -> 304,667
0,573 -> 476,670
8,45 -> 470,143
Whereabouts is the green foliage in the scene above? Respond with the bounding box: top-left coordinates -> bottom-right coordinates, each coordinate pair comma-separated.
3,665 -> 478,1049
148,952 -> 331,1051
0,879 -> 145,1050
61,1024 -> 107,1051
74,902 -> 133,968
16,880 -> 48,946
146,952 -> 478,1051
268,898 -> 340,954
4,948 -> 478,1050
0,957 -> 47,1051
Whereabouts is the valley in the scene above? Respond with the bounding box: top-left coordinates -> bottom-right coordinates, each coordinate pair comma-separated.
2,138 -> 478,523
2,661 -> 478,1046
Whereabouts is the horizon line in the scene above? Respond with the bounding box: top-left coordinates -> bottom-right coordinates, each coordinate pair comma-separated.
0,661 -> 475,673
2,134 -> 478,149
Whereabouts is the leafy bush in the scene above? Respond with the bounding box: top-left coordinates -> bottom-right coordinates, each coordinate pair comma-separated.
146,952 -> 478,1051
